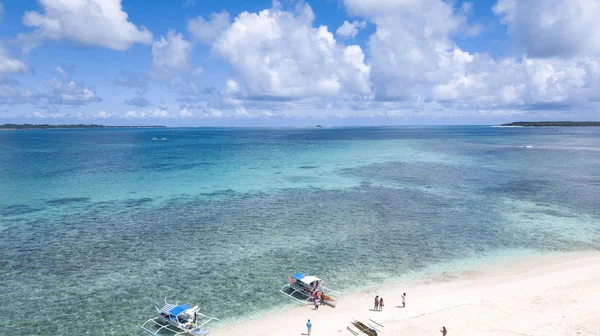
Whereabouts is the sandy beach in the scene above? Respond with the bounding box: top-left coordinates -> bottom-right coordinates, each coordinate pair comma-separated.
214,252 -> 600,336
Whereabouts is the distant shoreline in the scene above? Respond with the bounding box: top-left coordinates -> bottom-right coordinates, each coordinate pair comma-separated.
501,121 -> 600,127
0,124 -> 167,130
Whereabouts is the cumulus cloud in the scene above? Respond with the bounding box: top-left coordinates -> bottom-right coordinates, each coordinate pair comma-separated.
203,108 -> 223,118
326,0 -> 600,116
343,0 -> 470,101
0,47 -> 27,74
336,20 -> 366,39
493,0 -> 600,58
187,11 -> 231,44
22,0 -> 152,50
152,30 -> 192,79
45,67 -> 101,105
179,106 -> 193,117
0,67 -> 101,108
115,71 -> 148,89
212,2 -> 371,101
123,108 -> 169,119
31,111 -> 60,119
94,111 -> 114,119
191,67 -> 204,76
124,96 -> 151,107
0,78 -> 32,105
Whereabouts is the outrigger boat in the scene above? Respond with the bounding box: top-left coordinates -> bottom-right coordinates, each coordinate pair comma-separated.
279,273 -> 341,307
141,299 -> 220,336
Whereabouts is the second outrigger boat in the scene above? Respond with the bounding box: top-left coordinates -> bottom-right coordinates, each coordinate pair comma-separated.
279,273 -> 341,307
141,299 -> 220,336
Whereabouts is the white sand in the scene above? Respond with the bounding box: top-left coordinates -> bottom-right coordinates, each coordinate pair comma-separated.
214,251 -> 600,336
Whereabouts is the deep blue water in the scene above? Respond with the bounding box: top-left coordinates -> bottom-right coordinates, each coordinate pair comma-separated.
0,126 -> 599,335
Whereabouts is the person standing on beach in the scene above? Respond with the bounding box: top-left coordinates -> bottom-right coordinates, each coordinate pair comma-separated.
402,293 -> 406,307
379,298 -> 384,311
306,319 -> 312,335
314,296 -> 320,310
374,295 -> 379,311
440,326 -> 447,335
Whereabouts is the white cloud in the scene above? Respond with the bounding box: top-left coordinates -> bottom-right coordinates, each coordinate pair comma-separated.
203,108 -> 223,118
123,108 -> 169,119
493,0 -> 600,58
0,67 -> 103,110
179,106 -> 193,117
152,30 -> 192,79
31,111 -> 60,118
336,20 -> 366,39
115,71 -> 148,89
212,2 -> 371,101
331,0 -> 600,116
191,67 -> 204,76
46,68 -> 101,105
343,0 -> 470,101
0,47 -> 27,73
124,96 -> 151,107
235,106 -> 252,118
187,11 -> 231,44
94,111 -> 113,119
22,0 -> 152,50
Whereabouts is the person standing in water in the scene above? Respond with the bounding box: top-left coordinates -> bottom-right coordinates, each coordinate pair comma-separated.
440,326 -> 447,336
306,319 -> 312,335
401,293 -> 406,307
374,295 -> 379,311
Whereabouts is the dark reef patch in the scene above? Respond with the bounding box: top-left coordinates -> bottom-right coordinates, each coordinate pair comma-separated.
46,197 -> 91,206
123,197 -> 153,207
0,204 -> 44,216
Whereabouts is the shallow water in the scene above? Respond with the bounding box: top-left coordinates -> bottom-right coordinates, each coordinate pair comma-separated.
0,126 -> 599,335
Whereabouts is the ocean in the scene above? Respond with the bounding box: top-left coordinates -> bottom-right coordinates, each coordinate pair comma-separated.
1,126 -> 599,335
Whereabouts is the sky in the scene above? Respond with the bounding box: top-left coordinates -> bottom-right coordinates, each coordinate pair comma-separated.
1,0 -> 600,126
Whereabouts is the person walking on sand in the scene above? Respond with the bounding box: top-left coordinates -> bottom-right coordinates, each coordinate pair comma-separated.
374,295 -> 379,311
401,293 -> 406,308
440,326 -> 447,336
313,296 -> 320,310
306,319 -> 312,335
379,298 -> 384,311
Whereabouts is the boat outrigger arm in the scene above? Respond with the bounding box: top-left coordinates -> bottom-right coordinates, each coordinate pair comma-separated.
279,273 -> 342,307
141,299 -> 220,336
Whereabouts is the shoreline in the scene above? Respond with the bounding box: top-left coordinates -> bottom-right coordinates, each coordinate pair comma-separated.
212,250 -> 600,336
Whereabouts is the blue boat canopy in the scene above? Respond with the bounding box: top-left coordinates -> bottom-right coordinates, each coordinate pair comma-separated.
292,273 -> 306,281
169,304 -> 193,317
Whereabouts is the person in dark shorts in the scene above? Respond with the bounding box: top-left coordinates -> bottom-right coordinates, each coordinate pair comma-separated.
374,295 -> 379,311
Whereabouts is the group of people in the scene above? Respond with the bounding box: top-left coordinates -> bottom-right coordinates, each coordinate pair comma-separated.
373,292 -> 406,311
308,281 -> 323,310
305,291 -> 448,335
373,295 -> 385,311
310,290 -> 323,310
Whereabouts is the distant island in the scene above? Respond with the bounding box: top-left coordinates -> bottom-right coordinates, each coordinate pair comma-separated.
501,121 -> 600,127
0,124 -> 167,130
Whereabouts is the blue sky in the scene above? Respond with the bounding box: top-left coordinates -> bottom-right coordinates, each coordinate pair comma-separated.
1,0 -> 599,126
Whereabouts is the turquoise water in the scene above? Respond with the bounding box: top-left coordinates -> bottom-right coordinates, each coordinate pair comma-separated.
1,126 -> 599,335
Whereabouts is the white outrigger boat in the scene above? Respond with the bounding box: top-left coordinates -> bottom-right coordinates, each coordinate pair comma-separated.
141,299 -> 220,336
279,273 -> 341,307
